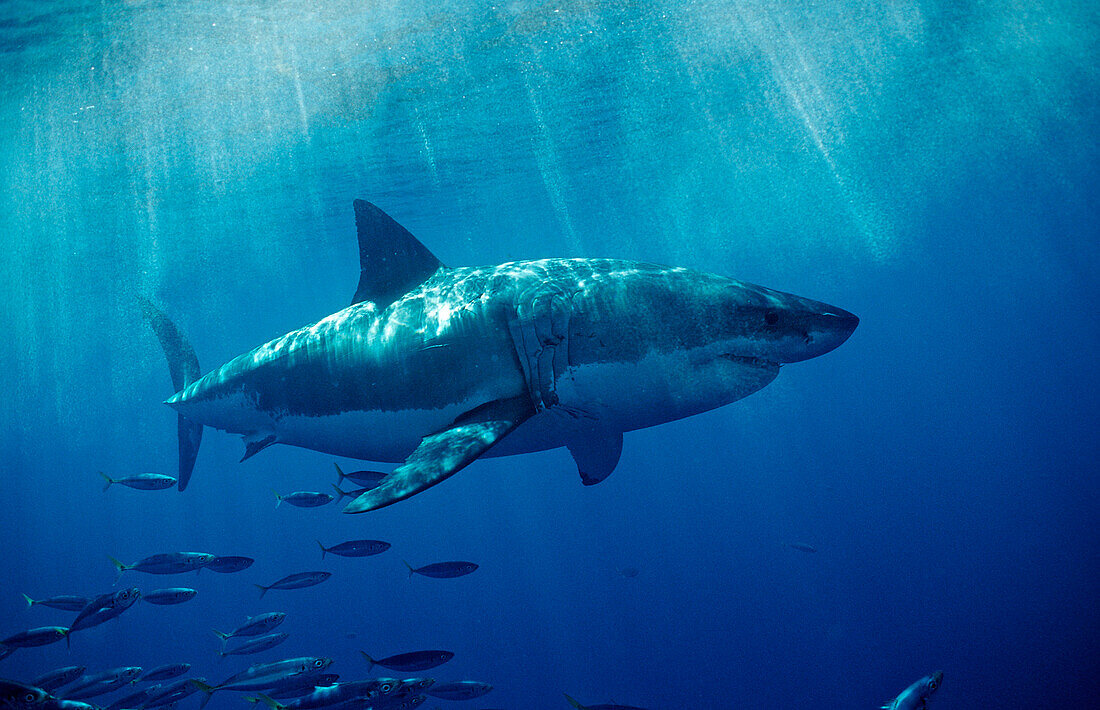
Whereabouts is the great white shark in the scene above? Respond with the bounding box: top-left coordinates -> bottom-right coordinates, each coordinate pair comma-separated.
143,200 -> 858,513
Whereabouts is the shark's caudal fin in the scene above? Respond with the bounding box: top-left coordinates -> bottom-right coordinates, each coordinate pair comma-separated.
138,296 -> 202,491
350,199 -> 446,308
343,396 -> 535,514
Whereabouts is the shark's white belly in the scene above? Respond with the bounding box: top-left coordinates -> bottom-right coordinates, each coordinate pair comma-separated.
273,405 -> 468,462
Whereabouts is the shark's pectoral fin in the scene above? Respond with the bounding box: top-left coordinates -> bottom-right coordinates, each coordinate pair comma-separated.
567,426 -> 623,486
240,432 -> 277,462
344,396 -> 535,513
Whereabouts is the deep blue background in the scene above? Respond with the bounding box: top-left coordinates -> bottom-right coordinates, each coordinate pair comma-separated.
1,1 -> 1097,708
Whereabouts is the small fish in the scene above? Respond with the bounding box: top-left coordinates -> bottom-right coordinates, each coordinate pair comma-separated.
220,632 -> 290,657
144,677 -> 206,708
247,678 -> 402,710
391,697 -> 426,710
32,666 -> 86,692
143,588 -> 198,605
1,626 -> 69,648
563,694 -> 649,710
273,490 -> 334,509
361,650 -> 453,672
316,539 -> 391,559
213,612 -> 288,643
63,668 -> 143,699
330,483 -> 371,502
882,671 -> 943,710
0,680 -> 96,710
141,664 -> 192,682
332,463 -> 386,489
106,684 -> 160,710
206,555 -> 255,573
69,588 -> 141,636
192,657 -> 333,698
394,678 -> 434,694
263,675 -> 339,699
425,681 -> 492,701
67,680 -> 135,703
98,471 -> 176,491
255,572 -> 331,598
404,560 -> 479,579
22,594 -> 90,611
110,552 -> 215,576
617,567 -> 640,578
72,667 -> 144,687
787,542 -> 819,554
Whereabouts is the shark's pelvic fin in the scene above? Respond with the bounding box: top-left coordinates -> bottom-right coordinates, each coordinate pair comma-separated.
139,296 -> 203,491
567,426 -> 623,486
343,396 -> 535,513
350,199 -> 445,308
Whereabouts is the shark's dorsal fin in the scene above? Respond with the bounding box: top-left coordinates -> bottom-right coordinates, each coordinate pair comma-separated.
351,199 -> 445,308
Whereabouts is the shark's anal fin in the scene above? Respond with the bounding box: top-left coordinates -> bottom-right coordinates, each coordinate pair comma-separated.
139,296 -> 203,492
343,396 -> 535,513
351,199 -> 446,308
567,426 -> 623,486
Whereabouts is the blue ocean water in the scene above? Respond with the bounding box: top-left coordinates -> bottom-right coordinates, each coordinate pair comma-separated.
1,1 -> 1097,708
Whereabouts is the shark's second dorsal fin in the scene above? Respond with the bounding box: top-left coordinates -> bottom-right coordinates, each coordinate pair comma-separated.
351,199 -> 445,308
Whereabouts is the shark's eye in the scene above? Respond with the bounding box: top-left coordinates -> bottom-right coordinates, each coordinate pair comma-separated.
764,311 -> 779,326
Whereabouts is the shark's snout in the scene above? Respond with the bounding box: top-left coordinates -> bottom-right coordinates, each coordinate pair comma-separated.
782,304 -> 859,362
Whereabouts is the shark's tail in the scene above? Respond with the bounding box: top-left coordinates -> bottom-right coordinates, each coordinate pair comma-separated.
138,296 -> 203,492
